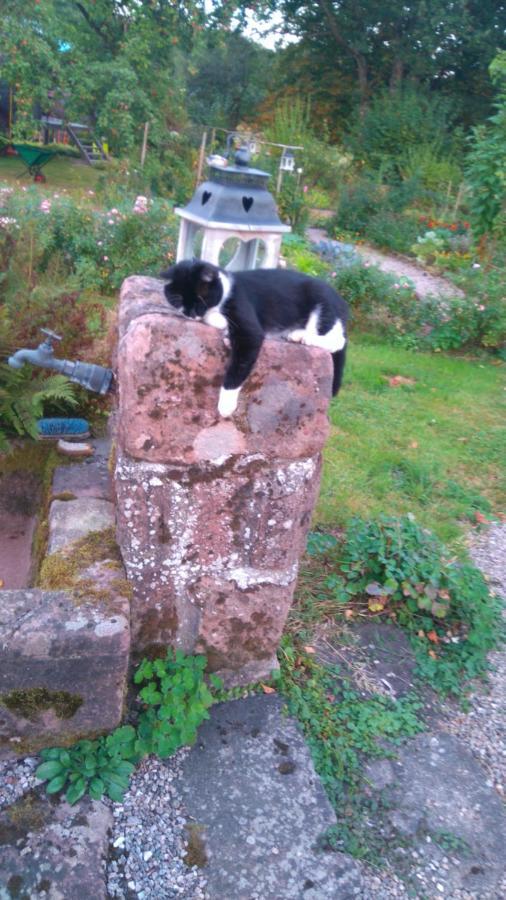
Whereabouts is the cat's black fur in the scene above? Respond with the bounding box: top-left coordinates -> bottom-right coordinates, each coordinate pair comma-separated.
160,259 -> 348,416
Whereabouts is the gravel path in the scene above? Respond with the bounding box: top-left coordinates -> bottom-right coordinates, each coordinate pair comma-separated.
357,523 -> 506,900
440,524 -> 506,800
306,228 -> 464,300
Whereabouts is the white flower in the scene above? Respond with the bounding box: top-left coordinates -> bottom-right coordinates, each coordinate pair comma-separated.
472,263 -> 481,269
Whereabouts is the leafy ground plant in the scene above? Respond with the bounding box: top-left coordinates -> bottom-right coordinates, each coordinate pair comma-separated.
35,650 -> 222,804
305,517 -> 503,697
275,637 -> 424,860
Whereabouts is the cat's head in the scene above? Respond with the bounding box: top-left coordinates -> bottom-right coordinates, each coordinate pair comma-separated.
161,260 -> 222,319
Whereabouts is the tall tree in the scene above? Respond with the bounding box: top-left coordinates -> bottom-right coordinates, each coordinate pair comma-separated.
0,1 -> 206,150
234,1 -> 506,125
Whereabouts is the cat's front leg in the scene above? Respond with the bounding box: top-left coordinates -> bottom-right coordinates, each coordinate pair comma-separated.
217,305 -> 264,417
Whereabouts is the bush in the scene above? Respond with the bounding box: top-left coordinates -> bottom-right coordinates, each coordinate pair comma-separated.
308,516 -> 503,696
345,87 -> 460,176
0,186 -> 178,355
365,210 -> 421,253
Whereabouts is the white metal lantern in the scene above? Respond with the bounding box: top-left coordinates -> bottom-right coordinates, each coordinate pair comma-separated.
175,148 -> 291,271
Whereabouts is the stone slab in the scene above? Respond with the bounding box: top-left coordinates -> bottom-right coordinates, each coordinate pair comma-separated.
48,498 -> 115,554
0,791 -> 111,899
373,731 -> 506,894
176,694 -> 364,899
117,276 -> 333,465
52,438 -> 113,502
0,586 -> 129,758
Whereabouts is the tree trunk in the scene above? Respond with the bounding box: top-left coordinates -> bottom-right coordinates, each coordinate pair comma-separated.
390,58 -> 404,93
317,0 -> 369,113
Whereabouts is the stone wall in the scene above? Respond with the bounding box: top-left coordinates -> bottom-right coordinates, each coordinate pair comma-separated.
115,276 -> 333,684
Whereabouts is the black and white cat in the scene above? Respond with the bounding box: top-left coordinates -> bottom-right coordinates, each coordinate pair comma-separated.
160,260 -> 348,417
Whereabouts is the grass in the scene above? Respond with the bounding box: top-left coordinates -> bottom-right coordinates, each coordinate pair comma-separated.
319,335 -> 506,546
0,155 -> 102,193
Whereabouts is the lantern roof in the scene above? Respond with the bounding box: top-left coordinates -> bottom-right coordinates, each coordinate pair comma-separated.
175,151 -> 290,233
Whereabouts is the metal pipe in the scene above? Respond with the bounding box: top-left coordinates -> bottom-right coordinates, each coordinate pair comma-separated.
8,329 -> 114,395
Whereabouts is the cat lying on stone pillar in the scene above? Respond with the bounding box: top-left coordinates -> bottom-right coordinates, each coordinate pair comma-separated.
161,260 -> 348,417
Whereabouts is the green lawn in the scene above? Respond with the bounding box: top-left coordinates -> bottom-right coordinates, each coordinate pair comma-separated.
0,155 -> 102,192
319,335 -> 505,546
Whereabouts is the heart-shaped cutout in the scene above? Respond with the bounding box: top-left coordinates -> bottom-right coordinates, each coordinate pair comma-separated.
202,190 -> 212,205
242,196 -> 254,212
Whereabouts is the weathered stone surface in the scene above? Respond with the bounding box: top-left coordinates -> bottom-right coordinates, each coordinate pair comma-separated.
116,451 -> 322,679
373,732 -> 506,894
0,792 -> 111,899
0,587 -> 129,758
48,498 -> 115,554
177,694 -> 364,899
117,276 -> 333,465
52,437 -> 113,502
115,276 -> 334,679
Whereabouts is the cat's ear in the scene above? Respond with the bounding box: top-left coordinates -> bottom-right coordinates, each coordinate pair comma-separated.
160,265 -> 175,281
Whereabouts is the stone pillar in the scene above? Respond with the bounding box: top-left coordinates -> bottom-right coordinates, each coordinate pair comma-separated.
115,276 -> 333,685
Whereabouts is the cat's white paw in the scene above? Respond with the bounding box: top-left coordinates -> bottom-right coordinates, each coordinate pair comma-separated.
204,309 -> 228,330
218,387 -> 240,417
287,329 -> 306,343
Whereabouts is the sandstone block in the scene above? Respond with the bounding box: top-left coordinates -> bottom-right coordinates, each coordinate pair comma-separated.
115,275 -> 334,683
48,497 -> 115,554
0,586 -> 129,758
0,794 -> 112,899
117,276 -> 332,465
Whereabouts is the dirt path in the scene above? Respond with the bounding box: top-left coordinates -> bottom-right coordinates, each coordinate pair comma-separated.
306,228 -> 464,300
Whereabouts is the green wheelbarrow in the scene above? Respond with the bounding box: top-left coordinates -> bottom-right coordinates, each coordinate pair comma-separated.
12,143 -> 58,182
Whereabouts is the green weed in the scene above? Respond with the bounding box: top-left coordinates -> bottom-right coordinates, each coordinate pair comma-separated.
35,650 -> 223,804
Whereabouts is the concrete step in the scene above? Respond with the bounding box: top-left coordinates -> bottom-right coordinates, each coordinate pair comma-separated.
176,694 -> 364,899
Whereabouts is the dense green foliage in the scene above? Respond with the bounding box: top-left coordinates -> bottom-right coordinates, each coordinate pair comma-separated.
0,365 -> 76,451
35,650 -> 222,804
305,517 -> 503,696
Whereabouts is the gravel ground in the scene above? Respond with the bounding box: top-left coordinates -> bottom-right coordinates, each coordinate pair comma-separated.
106,752 -> 207,900
439,523 -> 506,800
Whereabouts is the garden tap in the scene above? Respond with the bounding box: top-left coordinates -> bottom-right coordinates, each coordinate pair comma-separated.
8,329 -> 114,395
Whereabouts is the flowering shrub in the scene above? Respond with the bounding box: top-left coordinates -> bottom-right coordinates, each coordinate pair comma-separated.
0,185 -> 178,358
412,218 -> 472,268
328,258 -> 505,355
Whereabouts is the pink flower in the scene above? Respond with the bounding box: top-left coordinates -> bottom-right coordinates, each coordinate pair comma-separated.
331,271 -> 337,277
103,255 -> 109,261
477,305 -> 485,311
108,218 -> 114,224
303,185 -> 308,193
110,208 -> 119,215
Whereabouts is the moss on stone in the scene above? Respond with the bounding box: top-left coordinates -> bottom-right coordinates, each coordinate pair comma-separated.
38,553 -> 78,590
50,490 -> 77,502
0,687 -> 83,721
183,823 -> 208,868
2,790 -> 48,835
110,577 -> 133,599
38,526 -> 122,590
